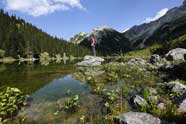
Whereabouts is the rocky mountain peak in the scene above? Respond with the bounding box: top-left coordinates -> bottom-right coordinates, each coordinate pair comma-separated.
93,26 -> 115,32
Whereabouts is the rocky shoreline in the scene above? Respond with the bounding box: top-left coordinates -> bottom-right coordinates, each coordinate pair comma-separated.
74,48 -> 186,124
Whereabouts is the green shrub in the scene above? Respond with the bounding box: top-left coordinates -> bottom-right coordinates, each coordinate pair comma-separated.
0,87 -> 27,122
142,88 -> 152,100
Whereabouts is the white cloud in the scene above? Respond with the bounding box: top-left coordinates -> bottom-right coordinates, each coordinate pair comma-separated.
3,0 -> 85,17
144,8 -> 169,23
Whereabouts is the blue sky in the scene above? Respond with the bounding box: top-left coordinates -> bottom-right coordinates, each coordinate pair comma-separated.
0,0 -> 183,40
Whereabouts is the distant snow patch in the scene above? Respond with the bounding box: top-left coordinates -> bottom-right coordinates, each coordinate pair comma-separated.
144,8 -> 169,23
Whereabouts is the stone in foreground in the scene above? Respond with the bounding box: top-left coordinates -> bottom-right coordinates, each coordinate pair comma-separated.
133,95 -> 148,108
115,112 -> 161,124
165,48 -> 186,61
150,54 -> 160,64
77,55 -> 104,67
167,81 -> 186,95
178,98 -> 186,113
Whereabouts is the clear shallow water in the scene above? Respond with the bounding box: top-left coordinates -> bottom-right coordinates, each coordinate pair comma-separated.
0,62 -> 77,94
0,62 -> 102,124
31,75 -> 91,102
18,75 -> 94,124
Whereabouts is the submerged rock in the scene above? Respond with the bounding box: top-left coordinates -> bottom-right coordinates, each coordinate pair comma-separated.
133,95 -> 148,108
77,55 -> 104,67
150,54 -> 160,64
115,112 -> 161,124
165,48 -> 186,61
167,81 -> 186,95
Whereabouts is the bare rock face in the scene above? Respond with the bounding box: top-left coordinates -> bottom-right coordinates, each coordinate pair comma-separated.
165,48 -> 186,61
115,112 -> 161,124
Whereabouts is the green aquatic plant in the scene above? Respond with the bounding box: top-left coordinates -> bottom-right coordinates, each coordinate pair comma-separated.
64,95 -> 80,112
103,90 -> 118,103
93,88 -> 119,103
95,88 -> 124,116
98,88 -> 128,123
0,87 -> 27,122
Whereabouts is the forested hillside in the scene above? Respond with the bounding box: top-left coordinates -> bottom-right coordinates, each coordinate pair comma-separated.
0,9 -> 91,58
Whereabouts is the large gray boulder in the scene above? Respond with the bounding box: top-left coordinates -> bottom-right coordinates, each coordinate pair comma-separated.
115,112 -> 161,124
165,48 -> 186,61
178,98 -> 186,113
167,81 -> 186,95
77,55 -> 104,67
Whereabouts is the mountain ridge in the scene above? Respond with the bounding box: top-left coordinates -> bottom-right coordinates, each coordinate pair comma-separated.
79,26 -> 131,55
71,1 -> 186,55
123,4 -> 186,49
